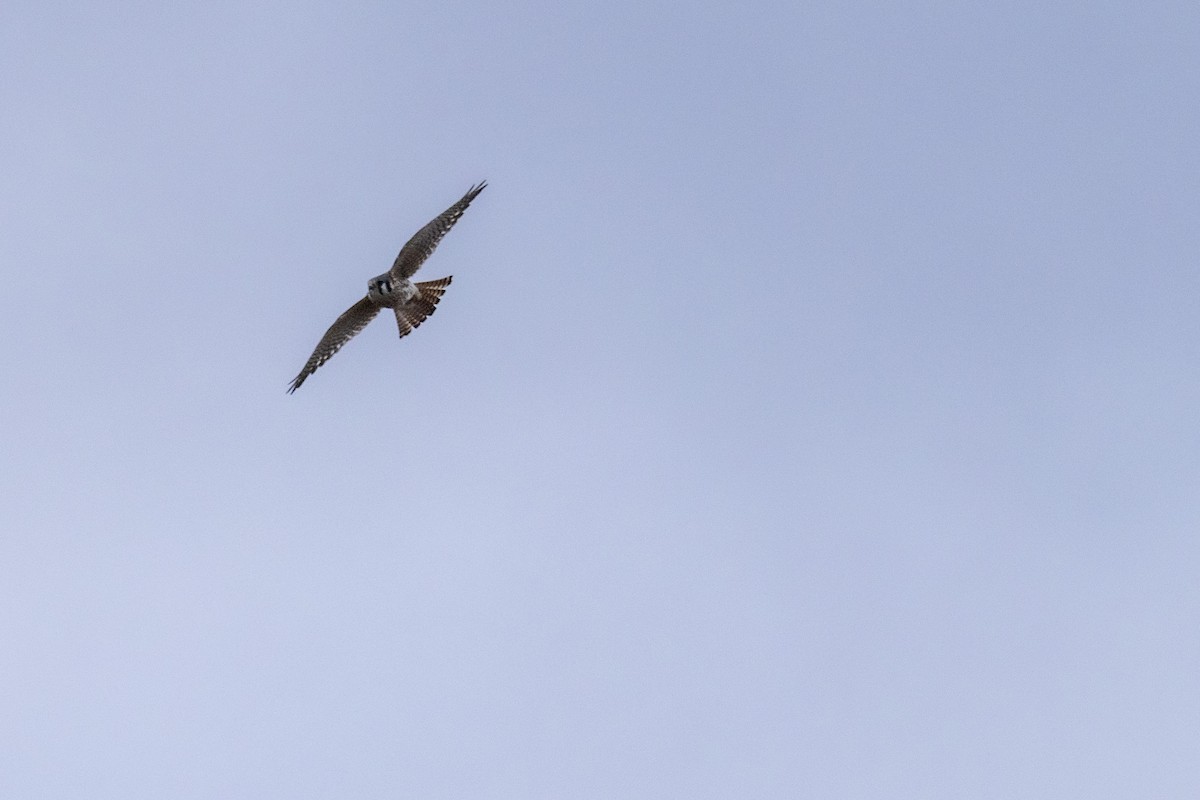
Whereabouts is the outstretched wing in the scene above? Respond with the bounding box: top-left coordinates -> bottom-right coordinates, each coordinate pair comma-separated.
288,296 -> 381,393
389,182 -> 486,280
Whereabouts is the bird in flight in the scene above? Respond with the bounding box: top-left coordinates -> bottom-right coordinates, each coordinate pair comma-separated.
288,182 -> 487,393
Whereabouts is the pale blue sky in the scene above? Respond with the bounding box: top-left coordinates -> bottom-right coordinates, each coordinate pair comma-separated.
2,2 -> 1198,797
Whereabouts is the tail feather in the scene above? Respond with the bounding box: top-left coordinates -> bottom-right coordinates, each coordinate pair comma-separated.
393,275 -> 452,338
415,276 -> 452,301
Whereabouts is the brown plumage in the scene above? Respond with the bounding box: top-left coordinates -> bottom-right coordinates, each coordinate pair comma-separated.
288,183 -> 485,393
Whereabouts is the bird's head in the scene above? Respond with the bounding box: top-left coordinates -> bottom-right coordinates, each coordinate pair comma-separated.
367,274 -> 393,303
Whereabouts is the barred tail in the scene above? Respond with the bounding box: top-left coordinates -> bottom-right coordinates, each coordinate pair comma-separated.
393,275 -> 453,338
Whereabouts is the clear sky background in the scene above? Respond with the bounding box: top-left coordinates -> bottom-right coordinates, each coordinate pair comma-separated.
1,2 -> 1198,797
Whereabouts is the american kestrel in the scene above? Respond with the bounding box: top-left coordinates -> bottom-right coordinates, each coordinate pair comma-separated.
288,182 -> 487,393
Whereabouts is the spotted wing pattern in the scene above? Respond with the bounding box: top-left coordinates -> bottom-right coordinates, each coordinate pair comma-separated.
389,182 -> 487,280
393,276 -> 453,338
288,296 -> 381,393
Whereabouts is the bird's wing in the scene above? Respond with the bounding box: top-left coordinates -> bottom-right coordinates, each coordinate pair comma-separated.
288,296 -> 381,393
389,182 -> 487,280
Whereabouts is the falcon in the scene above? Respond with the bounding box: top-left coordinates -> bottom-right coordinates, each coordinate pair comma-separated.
288,182 -> 486,393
